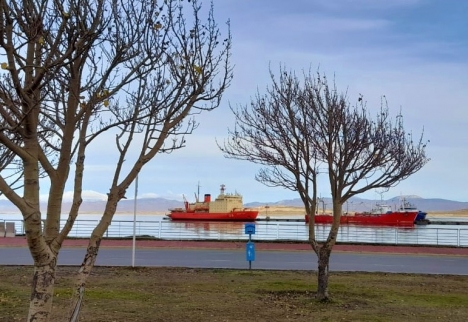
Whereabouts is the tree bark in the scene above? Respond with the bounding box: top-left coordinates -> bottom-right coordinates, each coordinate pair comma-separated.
316,246 -> 330,301
68,193 -> 120,321
28,260 -> 57,322
69,237 -> 101,322
25,219 -> 58,322
316,200 -> 342,301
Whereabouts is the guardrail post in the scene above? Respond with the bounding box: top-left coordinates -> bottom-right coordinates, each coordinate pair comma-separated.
457,229 -> 460,247
158,221 -> 162,239
395,228 -> 398,245
436,228 -> 439,246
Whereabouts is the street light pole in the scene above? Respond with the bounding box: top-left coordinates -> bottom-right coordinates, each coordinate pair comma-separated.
132,175 -> 138,267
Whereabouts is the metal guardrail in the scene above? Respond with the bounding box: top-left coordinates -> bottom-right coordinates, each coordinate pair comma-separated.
2,218 -> 468,247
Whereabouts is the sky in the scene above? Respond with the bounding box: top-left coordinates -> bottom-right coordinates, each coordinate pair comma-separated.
46,0 -> 468,204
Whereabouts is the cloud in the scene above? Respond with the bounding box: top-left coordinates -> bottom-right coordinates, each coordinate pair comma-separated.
139,192 -> 184,201
40,190 -> 108,202
16,0 -> 468,205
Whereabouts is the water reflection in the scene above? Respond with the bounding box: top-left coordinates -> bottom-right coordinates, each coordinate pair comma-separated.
173,221 -> 245,238
1,213 -> 467,247
334,224 -> 416,244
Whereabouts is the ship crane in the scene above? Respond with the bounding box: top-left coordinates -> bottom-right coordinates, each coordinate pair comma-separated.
183,194 -> 189,211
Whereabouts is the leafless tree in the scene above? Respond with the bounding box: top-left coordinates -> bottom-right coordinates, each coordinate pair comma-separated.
221,67 -> 428,301
0,0 -> 232,321
219,68 -> 321,249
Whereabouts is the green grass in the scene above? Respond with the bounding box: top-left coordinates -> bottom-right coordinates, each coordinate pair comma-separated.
1,266 -> 467,321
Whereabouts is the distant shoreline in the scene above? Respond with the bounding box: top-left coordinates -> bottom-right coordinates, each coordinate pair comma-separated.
2,206 -> 468,218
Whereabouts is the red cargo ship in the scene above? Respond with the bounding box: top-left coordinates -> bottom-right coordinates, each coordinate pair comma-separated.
167,184 -> 258,221
305,204 -> 418,226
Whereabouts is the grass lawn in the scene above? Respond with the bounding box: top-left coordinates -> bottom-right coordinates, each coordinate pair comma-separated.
1,266 -> 467,321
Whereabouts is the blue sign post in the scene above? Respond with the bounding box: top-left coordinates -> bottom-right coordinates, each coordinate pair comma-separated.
244,223 -> 256,269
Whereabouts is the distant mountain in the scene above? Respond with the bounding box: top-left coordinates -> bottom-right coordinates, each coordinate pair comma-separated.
0,198 -> 183,214
66,197 -> 183,213
245,196 -> 468,212
114,198 -> 182,213
1,195 -> 467,214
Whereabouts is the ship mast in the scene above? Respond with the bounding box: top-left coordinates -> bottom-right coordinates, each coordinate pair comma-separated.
195,181 -> 201,202
375,188 -> 389,211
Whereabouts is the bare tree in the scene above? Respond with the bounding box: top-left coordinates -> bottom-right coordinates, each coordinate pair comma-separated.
304,74 -> 428,300
219,68 -> 321,249
0,0 -> 231,321
221,67 -> 428,301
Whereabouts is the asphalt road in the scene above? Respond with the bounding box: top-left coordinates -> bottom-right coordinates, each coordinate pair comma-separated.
1,247 -> 468,275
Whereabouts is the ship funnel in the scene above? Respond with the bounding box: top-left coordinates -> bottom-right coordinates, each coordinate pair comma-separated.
204,194 -> 211,203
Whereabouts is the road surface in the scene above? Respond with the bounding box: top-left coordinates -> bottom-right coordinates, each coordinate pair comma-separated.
1,238 -> 467,274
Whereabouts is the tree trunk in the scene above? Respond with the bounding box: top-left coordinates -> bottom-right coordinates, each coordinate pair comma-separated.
23,207 -> 58,321
69,194 -> 121,321
28,261 -> 57,322
69,238 -> 101,322
316,200 -> 342,301
316,246 -> 331,301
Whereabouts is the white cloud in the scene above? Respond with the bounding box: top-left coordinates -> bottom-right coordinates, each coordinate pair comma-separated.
139,192 -> 184,201
41,190 -> 108,202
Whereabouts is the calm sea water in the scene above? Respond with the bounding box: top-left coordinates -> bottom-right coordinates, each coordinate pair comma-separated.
2,213 -> 468,247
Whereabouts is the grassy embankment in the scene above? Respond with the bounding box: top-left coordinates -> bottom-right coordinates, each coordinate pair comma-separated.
1,266 -> 468,322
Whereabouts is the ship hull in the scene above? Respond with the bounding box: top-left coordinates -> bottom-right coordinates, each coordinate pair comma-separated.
305,212 -> 418,226
167,210 -> 258,221
415,211 -> 427,221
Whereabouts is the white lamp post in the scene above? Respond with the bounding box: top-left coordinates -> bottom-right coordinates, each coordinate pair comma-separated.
132,175 -> 138,267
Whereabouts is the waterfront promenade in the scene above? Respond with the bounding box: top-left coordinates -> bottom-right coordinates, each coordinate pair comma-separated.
2,236 -> 468,256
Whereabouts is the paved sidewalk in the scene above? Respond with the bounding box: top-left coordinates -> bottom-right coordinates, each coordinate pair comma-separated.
1,237 -> 468,256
